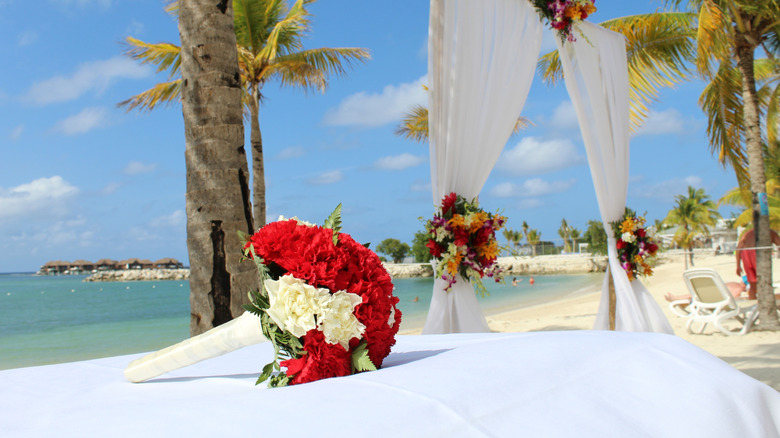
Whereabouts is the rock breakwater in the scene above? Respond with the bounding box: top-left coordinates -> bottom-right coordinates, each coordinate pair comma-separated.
84,269 -> 190,282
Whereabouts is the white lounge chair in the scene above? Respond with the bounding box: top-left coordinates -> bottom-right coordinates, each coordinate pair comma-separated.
682,269 -> 759,336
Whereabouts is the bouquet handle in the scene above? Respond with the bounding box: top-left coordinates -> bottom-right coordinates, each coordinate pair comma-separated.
124,312 -> 266,383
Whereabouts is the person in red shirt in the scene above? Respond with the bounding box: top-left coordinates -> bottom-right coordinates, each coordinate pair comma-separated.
735,228 -> 780,299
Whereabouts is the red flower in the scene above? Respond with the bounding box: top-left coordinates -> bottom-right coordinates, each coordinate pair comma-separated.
246,219 -> 402,385
453,228 -> 470,247
426,239 -> 444,258
636,228 -> 646,238
282,330 -> 351,385
441,192 -> 457,217
616,240 -> 626,249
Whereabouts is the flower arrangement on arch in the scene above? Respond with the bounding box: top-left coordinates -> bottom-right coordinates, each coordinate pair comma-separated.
531,0 -> 597,42
425,192 -> 506,297
241,205 -> 402,387
610,209 -> 659,281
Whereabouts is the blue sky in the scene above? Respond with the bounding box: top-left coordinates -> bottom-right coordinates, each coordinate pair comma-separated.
0,0 -> 740,273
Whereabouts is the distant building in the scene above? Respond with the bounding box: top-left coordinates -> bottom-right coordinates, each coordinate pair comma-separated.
154,258 -> 183,269
37,257 -> 184,275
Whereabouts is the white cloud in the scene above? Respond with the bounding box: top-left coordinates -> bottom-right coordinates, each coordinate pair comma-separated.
497,136 -> 585,175
10,217 -> 91,247
17,30 -> 37,46
550,101 -> 579,130
150,210 -> 185,228
24,56 -> 151,105
123,161 -> 158,175
630,175 -> 703,200
53,107 -> 108,135
633,108 -> 686,137
307,170 -> 343,185
0,176 -> 78,219
374,153 -> 426,170
517,198 -> 544,209
9,124 -> 23,140
410,179 -> 431,193
276,146 -> 305,160
100,182 -> 121,195
490,178 -> 576,198
323,75 -> 427,127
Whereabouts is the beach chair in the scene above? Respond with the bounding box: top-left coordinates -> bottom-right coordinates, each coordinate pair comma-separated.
682,269 -> 759,336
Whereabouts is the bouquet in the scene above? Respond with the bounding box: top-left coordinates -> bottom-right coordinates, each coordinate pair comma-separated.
425,192 -> 506,297
241,205 -> 402,387
531,0 -> 597,42
610,210 -> 659,281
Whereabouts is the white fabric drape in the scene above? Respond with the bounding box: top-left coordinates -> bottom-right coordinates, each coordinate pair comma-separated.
555,22 -> 673,333
423,0 -> 543,334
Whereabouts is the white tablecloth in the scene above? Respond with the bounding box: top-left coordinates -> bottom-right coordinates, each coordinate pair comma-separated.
3,331 -> 779,437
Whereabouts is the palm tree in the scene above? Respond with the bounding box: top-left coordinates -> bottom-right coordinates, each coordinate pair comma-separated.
178,0 -> 257,335
395,105 -> 532,142
718,180 -> 780,229
527,229 -> 542,257
664,186 -> 721,269
666,0 -> 780,330
558,218 -> 572,253
502,228 -> 523,254
121,0 -> 370,228
570,227 -> 581,253
538,12 -> 697,132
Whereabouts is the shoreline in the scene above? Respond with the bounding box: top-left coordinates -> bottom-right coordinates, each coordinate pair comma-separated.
81,254 -> 609,282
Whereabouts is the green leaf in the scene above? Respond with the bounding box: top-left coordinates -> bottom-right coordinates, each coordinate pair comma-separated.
351,340 -> 377,373
363,242 -> 371,249
323,203 -> 343,245
255,361 -> 276,385
237,230 -> 250,244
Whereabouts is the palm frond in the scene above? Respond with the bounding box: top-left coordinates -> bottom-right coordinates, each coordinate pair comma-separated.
122,37 -> 181,80
694,0 -> 732,79
117,79 -> 182,112
258,0 -> 310,61
538,12 -> 696,132
698,58 -> 749,185
395,105 -> 429,143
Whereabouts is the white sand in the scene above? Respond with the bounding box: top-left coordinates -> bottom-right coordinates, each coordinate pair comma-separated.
408,253 -> 780,391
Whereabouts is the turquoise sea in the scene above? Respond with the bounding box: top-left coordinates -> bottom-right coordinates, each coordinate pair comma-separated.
0,272 -> 601,370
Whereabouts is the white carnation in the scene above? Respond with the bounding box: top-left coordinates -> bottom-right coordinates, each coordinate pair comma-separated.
264,275 -> 330,338
276,215 -> 315,227
318,291 -> 365,349
621,232 -> 636,243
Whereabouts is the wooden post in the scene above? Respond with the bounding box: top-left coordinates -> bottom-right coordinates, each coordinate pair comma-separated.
608,266 -> 616,331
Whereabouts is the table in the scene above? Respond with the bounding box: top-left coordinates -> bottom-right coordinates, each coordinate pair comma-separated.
3,331 -> 779,437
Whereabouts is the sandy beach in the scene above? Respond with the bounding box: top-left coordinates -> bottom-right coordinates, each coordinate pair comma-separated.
407,253 -> 780,391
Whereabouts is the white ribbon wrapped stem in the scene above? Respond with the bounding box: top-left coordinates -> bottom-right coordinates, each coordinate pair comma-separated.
124,311 -> 267,383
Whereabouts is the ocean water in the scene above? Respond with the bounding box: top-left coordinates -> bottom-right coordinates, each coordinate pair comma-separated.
0,272 -> 601,370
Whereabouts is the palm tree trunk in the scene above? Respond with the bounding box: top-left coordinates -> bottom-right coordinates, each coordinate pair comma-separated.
736,37 -> 780,330
250,91 -> 266,229
179,0 -> 258,336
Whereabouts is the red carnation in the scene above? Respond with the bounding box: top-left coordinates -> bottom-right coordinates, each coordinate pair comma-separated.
441,192 -> 457,216
616,240 -> 626,250
636,228 -> 646,238
426,239 -> 444,258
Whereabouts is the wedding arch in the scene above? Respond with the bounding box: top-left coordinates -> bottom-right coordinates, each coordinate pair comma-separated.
422,0 -> 673,335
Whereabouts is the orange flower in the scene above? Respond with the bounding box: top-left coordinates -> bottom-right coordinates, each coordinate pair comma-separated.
620,219 -> 634,233
447,253 -> 463,276
478,240 -> 499,260
467,211 -> 488,232
564,6 -> 583,20
448,214 -> 465,229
